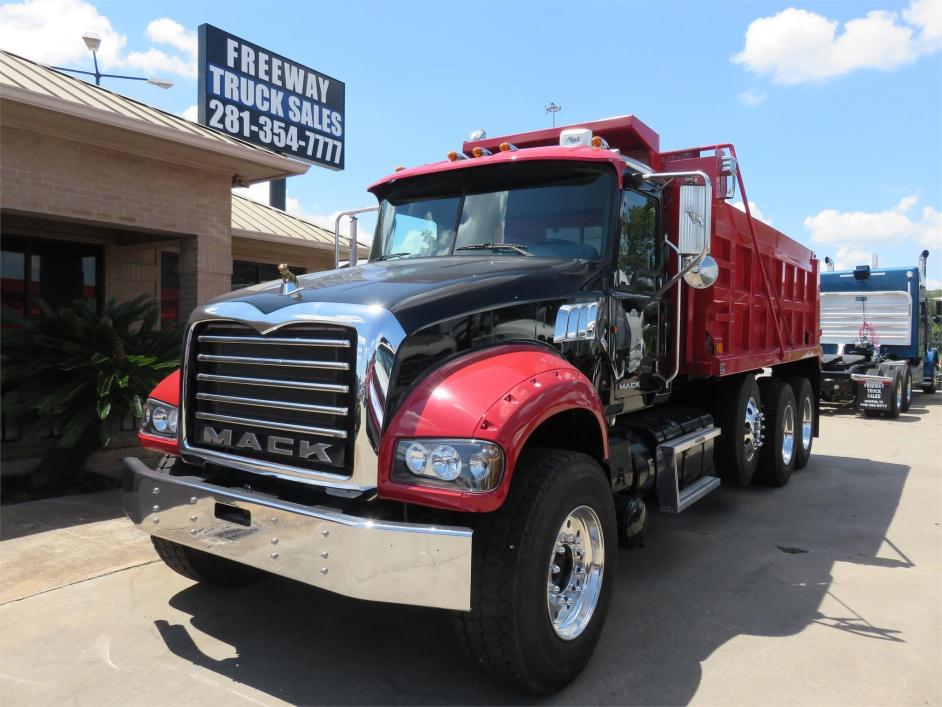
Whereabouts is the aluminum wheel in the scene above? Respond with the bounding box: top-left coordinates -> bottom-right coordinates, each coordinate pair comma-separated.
546,505 -> 604,641
743,396 -> 765,462
781,402 -> 795,466
895,379 -> 903,410
800,395 -> 813,451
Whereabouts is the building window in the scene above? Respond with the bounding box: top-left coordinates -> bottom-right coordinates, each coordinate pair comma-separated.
160,252 -> 180,326
232,260 -> 307,290
0,237 -> 102,318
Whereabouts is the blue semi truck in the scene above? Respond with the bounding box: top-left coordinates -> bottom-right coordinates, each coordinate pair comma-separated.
819,250 -> 939,418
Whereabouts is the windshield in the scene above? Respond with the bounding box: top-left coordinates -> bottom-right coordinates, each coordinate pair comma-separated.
371,162 -> 615,261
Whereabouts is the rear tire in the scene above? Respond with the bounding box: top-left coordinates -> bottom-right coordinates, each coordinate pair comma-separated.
716,374 -> 763,486
453,448 -> 616,695
885,372 -> 902,420
900,370 -> 912,412
151,537 -> 266,587
758,378 -> 797,487
788,377 -> 814,470
924,381 -> 937,394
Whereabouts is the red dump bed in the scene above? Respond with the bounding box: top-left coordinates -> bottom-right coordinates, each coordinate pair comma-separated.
660,145 -> 820,378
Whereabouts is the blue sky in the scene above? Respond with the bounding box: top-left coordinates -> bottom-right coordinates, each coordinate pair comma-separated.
2,0 -> 940,284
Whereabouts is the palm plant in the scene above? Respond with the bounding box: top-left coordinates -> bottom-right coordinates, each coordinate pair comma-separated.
1,296 -> 181,482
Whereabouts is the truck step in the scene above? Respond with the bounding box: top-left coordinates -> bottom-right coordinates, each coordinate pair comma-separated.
656,426 -> 722,513
676,475 -> 722,512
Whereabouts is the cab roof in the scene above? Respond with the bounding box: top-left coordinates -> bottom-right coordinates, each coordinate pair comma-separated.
368,144 -> 627,198
368,115 -> 660,198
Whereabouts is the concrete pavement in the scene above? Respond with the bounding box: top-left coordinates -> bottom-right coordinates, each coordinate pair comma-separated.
1,394 -> 939,705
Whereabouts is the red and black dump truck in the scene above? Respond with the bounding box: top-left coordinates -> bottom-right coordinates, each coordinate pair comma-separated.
126,116 -> 821,693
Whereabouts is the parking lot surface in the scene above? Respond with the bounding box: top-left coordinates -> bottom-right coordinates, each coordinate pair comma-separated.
1,394 -> 940,706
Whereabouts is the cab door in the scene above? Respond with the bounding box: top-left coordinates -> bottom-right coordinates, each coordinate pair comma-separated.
610,188 -> 666,411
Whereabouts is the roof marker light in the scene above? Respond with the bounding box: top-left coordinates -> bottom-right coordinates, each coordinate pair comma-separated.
499,142 -> 518,152
394,165 -> 405,172
591,135 -> 609,149
447,151 -> 469,161
471,146 -> 492,158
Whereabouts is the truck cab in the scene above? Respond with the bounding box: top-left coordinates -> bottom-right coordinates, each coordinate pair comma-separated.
820,251 -> 938,416
126,115 -> 821,694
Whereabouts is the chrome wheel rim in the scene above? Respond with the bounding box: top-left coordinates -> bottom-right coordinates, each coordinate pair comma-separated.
801,396 -> 813,450
546,505 -> 604,641
781,402 -> 795,465
896,380 -> 903,409
743,396 -> 765,462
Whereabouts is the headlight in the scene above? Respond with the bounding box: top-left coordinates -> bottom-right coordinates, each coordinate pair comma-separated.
393,438 -> 503,492
141,398 -> 178,438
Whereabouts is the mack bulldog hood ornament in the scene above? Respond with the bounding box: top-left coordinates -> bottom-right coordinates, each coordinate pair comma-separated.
278,263 -> 300,295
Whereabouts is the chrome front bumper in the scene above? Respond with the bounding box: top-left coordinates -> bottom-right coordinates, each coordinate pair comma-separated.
123,457 -> 472,611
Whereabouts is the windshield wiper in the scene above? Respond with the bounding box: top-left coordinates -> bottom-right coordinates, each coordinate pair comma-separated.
455,243 -> 533,256
374,252 -> 413,262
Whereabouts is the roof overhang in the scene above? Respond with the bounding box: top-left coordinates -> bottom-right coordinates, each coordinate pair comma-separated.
0,85 -> 308,184
231,230 -> 369,257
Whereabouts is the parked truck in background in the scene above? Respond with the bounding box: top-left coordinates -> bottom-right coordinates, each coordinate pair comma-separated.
820,251 -> 940,418
125,115 -> 822,694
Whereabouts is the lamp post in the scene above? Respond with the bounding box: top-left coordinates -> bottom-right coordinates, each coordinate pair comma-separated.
545,102 -> 562,127
51,32 -> 173,89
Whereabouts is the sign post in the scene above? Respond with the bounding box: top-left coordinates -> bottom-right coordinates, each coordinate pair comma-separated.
197,24 -> 345,207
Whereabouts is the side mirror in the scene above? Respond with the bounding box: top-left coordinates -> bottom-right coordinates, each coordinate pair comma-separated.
678,184 -> 710,256
683,255 -> 719,289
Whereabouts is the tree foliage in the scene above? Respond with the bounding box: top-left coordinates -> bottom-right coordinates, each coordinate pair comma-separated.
1,296 -> 181,456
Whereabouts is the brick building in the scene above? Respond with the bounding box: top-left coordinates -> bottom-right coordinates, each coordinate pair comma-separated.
0,50 -> 365,471
1,50 -> 363,323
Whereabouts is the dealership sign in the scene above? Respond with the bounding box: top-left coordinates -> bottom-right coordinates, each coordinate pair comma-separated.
197,24 -> 345,170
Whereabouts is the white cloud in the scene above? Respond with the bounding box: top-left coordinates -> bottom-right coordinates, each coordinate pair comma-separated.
145,18 -> 195,55
0,0 -> 195,80
732,200 -> 772,225
803,195 -> 941,247
733,1 -> 940,84
738,88 -> 767,107
181,104 -> 198,122
0,0 -> 125,67
125,17 -> 196,79
125,47 -> 193,79
926,276 -> 942,290
831,247 -> 877,271
904,0 -> 942,51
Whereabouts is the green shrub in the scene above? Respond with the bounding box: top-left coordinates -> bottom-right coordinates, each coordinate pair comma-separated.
1,296 -> 181,480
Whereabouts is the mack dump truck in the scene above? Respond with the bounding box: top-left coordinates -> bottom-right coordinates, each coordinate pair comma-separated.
820,251 -> 939,418
126,116 -> 821,694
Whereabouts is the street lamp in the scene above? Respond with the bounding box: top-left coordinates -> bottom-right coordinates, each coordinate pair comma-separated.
52,31 -> 173,89
545,102 -> 562,127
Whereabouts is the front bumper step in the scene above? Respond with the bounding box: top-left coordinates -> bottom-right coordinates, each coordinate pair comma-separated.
123,457 -> 472,611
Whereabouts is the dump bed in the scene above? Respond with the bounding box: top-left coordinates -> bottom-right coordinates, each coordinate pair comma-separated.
662,147 -> 820,378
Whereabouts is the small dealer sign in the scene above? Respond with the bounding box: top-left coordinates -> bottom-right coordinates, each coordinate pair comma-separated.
198,24 -> 345,170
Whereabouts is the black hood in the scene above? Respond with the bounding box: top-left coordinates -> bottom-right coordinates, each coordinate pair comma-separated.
217,256 -> 601,334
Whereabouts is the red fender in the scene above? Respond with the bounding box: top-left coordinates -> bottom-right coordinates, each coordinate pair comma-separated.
377,344 -> 608,512
139,369 -> 180,455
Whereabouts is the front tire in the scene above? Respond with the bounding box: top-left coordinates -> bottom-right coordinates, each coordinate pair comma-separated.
151,537 -> 266,588
453,449 -> 616,694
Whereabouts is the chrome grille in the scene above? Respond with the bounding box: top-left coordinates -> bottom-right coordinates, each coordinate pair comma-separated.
185,321 -> 356,477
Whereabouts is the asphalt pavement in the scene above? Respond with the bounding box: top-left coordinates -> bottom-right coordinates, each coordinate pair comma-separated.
1,393 -> 939,706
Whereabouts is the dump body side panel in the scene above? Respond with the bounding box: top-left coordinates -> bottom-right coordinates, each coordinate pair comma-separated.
663,150 -> 819,377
